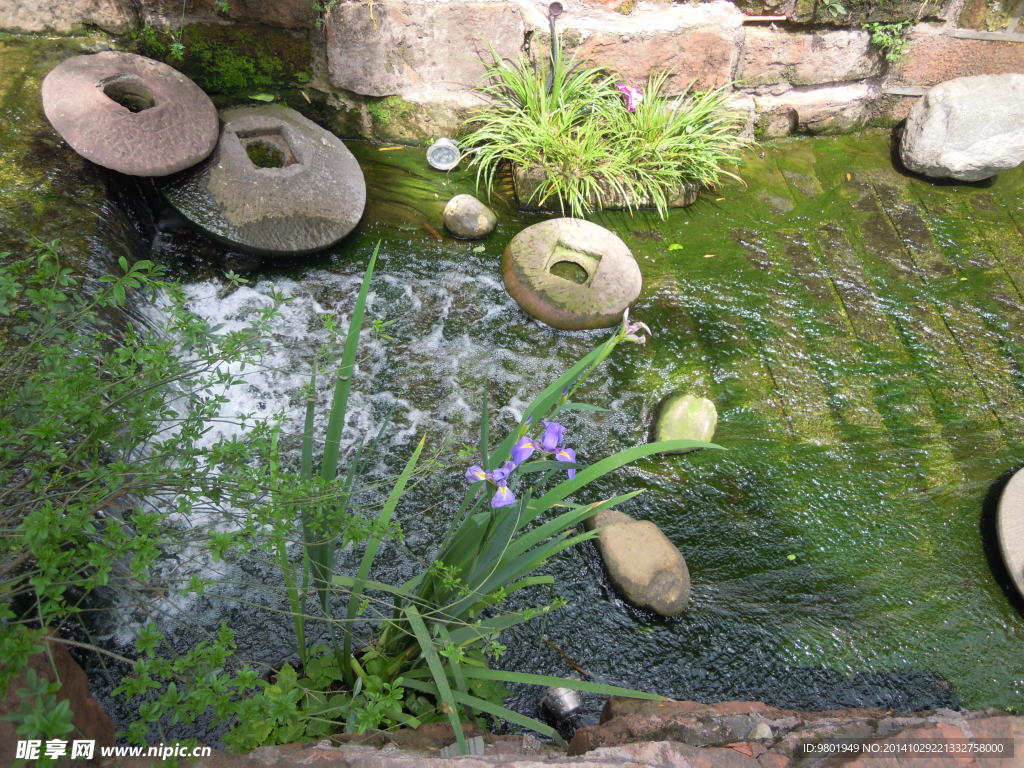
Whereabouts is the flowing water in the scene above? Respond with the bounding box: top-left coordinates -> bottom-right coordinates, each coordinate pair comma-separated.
4,34 -> 1024,741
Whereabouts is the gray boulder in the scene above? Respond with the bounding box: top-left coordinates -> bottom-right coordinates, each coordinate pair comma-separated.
585,509 -> 690,616
443,194 -> 496,238
900,74 -> 1024,181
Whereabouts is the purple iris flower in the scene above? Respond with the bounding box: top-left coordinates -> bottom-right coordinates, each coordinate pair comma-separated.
554,446 -> 577,479
539,421 -> 565,452
491,483 -> 516,508
511,436 -> 537,465
490,460 -> 517,483
465,465 -> 489,482
616,84 -> 644,112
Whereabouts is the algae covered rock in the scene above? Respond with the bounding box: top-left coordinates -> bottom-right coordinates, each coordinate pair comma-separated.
586,509 -> 690,616
653,392 -> 717,453
501,218 -> 641,330
443,194 -> 496,238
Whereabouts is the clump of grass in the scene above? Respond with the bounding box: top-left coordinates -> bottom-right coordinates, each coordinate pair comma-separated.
461,45 -> 749,217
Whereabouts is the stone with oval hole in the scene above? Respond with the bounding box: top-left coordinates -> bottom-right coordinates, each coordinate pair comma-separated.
585,509 -> 690,616
159,103 -> 366,255
41,51 -> 217,177
501,218 -> 641,330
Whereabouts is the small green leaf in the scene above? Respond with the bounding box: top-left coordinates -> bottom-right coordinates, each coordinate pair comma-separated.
472,246 -> 485,253
668,243 -> 684,251
248,93 -> 276,102
786,554 -> 797,561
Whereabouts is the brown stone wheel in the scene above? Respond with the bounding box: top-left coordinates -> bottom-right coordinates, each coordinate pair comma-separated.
41,51 -> 218,177
501,218 -> 642,330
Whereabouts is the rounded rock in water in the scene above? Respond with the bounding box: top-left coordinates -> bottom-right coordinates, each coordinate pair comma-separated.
501,218 -> 642,330
159,103 -> 366,255
443,194 -> 496,239
653,393 -> 717,453
585,509 -> 690,616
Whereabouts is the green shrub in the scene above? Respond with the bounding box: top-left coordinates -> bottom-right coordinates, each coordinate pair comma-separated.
864,21 -> 913,62
461,43 -> 748,217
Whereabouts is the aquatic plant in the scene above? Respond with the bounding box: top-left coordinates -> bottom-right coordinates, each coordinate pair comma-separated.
461,40 -> 748,217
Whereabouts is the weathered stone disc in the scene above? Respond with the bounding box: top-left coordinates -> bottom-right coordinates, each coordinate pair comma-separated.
41,51 -> 218,177
160,103 -> 366,255
501,218 -> 641,330
997,468 -> 1024,600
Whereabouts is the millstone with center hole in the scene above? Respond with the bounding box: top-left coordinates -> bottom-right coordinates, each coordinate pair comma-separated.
501,218 -> 642,330
41,51 -> 218,177
159,103 -> 366,255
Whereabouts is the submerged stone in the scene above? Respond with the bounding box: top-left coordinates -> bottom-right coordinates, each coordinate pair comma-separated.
501,218 -> 642,330
443,194 -> 496,239
899,74 -> 1024,182
160,103 -> 366,255
41,51 -> 217,177
653,392 -> 718,453
585,509 -> 691,616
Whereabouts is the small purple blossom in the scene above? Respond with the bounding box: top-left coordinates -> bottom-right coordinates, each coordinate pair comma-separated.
490,460 -> 517,483
620,308 -> 652,344
511,436 -> 537,465
465,465 -> 489,482
539,421 -> 565,452
554,446 -> 577,479
616,84 -> 644,113
491,483 -> 516,508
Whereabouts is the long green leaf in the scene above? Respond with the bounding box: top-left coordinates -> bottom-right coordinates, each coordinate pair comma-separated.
343,435 -> 425,677
461,667 -> 667,701
405,605 -> 467,755
321,243 -> 379,483
524,439 -> 724,525
400,677 -> 563,745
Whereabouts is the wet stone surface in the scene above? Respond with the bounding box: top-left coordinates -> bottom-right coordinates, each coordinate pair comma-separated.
160,103 -> 366,254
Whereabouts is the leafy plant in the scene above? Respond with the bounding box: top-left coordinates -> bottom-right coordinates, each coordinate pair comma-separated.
819,0 -> 847,18
461,39 -> 748,217
864,21 -> 913,62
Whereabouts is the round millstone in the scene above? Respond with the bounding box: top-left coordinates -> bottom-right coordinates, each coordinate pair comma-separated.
501,218 -> 641,330
159,103 -> 366,255
997,468 -> 1024,601
443,194 -> 496,239
41,51 -> 218,177
653,393 -> 718,453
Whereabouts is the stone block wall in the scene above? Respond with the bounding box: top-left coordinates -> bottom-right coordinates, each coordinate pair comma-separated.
3,0 -> 1024,141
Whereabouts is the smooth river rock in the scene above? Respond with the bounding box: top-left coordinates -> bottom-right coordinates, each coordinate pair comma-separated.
997,467 -> 1024,601
443,194 -> 496,238
653,392 -> 717,453
501,218 -> 642,330
585,509 -> 690,616
899,74 -> 1024,181
160,103 -> 366,255
41,51 -> 217,176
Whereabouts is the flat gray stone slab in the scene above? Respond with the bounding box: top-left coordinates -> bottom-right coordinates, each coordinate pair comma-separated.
41,51 -> 217,177
998,468 -> 1024,600
160,104 -> 366,255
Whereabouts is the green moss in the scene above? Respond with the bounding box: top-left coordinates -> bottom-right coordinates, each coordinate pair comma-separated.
122,23 -> 312,97
367,95 -> 415,126
616,0 -> 638,14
